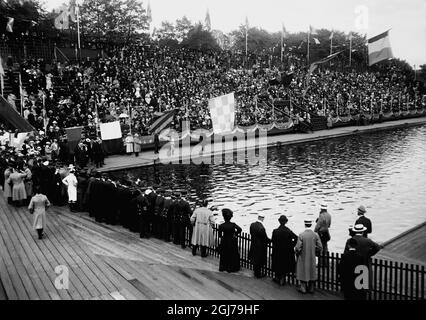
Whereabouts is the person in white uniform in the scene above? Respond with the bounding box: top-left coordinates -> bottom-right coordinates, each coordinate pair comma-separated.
62,166 -> 78,212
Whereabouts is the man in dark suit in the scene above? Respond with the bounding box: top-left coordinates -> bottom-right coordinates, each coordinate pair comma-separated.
153,132 -> 160,154
249,213 -> 270,278
355,205 -> 372,237
171,190 -> 192,248
338,238 -> 367,300
135,189 -> 150,238
272,215 -> 298,285
344,224 -> 382,267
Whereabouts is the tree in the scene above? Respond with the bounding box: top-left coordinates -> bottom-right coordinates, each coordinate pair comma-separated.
181,23 -> 219,51
419,65 -> 426,83
156,21 -> 176,40
0,0 -> 45,36
80,0 -> 148,43
175,16 -> 193,42
229,26 -> 274,54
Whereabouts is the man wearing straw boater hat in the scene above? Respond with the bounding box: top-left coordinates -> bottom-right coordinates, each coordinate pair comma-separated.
344,224 -> 382,267
295,217 -> 323,294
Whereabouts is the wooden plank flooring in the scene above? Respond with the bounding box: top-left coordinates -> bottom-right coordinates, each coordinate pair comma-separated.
0,193 -> 124,300
377,222 -> 426,265
0,192 -> 340,300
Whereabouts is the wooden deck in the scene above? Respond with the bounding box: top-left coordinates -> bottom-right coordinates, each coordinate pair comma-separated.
377,221 -> 426,266
0,193 -> 340,300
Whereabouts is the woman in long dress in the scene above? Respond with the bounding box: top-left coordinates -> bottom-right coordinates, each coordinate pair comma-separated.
7,167 -> 27,206
62,167 -> 78,212
23,164 -> 33,203
218,208 -> 242,273
28,186 -> 50,240
3,166 -> 13,204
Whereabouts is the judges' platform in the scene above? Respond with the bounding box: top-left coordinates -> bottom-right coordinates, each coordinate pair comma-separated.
0,193 -> 340,300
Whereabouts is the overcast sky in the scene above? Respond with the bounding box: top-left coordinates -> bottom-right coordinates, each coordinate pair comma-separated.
43,0 -> 426,67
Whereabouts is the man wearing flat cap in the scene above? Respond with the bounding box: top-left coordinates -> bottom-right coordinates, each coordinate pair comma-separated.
272,215 -> 298,285
295,217 -> 323,294
249,213 -> 271,278
355,205 -> 372,237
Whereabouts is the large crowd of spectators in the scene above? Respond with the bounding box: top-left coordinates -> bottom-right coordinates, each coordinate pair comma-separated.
2,40 -> 424,142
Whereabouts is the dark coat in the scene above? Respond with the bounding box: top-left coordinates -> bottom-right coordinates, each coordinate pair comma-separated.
344,235 -> 381,266
271,225 -> 298,274
218,221 -> 242,272
249,221 -> 270,266
355,216 -> 372,235
337,249 -> 367,300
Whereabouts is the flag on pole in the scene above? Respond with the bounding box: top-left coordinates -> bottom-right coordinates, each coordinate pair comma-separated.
6,18 -> 14,32
346,32 -> 353,41
54,5 -> 76,30
245,16 -> 249,56
368,30 -> 393,66
209,93 -> 236,134
313,38 -> 320,45
329,31 -> 334,40
205,9 -> 211,31
309,25 -> 318,35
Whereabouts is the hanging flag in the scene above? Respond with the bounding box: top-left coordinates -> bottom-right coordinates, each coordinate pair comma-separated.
297,41 -> 304,49
209,93 -> 235,135
329,31 -> 334,40
346,32 -> 353,41
149,109 -> 176,134
282,23 -> 288,39
6,18 -> 14,33
313,38 -> 320,45
368,30 -> 393,66
205,9 -> 211,31
54,5 -> 76,30
309,25 -> 318,35
54,10 -> 69,30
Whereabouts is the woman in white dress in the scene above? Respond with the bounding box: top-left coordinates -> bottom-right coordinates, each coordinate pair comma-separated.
62,167 -> 78,212
28,186 -> 51,240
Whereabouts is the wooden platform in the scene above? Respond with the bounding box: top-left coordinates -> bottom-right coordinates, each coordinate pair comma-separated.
98,117 -> 426,173
377,221 -> 426,266
0,193 -> 340,300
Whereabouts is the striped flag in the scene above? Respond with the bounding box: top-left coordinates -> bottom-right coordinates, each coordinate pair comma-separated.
149,110 -> 176,134
368,30 -> 393,66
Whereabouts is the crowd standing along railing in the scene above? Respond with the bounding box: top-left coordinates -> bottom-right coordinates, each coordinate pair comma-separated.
185,225 -> 425,300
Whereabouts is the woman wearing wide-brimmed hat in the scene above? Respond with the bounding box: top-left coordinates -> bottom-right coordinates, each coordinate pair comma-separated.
218,208 -> 242,273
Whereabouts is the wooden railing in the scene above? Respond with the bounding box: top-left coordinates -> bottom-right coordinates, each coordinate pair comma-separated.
185,226 -> 425,300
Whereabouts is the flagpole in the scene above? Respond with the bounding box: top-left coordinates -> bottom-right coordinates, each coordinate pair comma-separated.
349,36 -> 352,67
307,30 -> 310,64
76,3 -> 81,62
